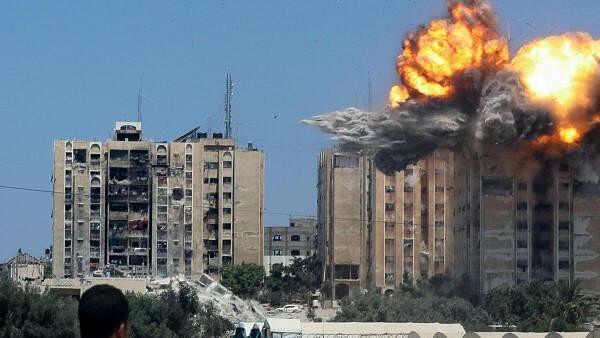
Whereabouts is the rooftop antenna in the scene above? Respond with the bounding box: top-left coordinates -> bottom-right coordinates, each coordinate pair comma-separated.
137,72 -> 143,123
367,71 -> 372,112
224,72 -> 233,138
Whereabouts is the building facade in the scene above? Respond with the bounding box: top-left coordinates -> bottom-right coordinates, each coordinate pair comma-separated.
52,122 -> 264,280
264,217 -> 317,274
316,149 -> 455,298
453,145 -> 600,295
318,144 -> 600,296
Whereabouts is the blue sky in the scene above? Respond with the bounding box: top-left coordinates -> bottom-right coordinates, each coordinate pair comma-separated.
1,0 -> 600,260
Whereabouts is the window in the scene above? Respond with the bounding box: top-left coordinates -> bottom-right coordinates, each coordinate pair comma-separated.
559,240 -> 569,250
435,186 -> 444,192
289,222 -> 296,227
385,185 -> 396,192
517,182 -> 527,191
516,202 -> 528,210
223,161 -> 232,168
74,149 -> 87,163
385,203 -> 395,211
223,192 -> 232,199
223,177 -> 232,184
291,235 -> 300,241
404,185 -> 413,193
273,234 -> 282,241
223,223 -> 232,229
559,259 -> 569,269
333,154 -> 359,168
223,208 -> 232,214
185,154 -> 192,162
185,172 -> 192,179
273,250 -> 281,256
559,202 -> 569,210
559,221 -> 569,230
205,162 -> 219,169
435,203 -> 444,211
517,240 -> 527,248
291,249 -> 300,256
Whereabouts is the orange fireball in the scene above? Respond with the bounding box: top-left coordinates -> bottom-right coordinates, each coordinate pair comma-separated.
389,1 -> 508,100
511,33 -> 600,144
388,84 -> 409,108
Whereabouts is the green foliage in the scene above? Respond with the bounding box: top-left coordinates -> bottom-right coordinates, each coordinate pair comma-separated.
220,263 -> 266,298
0,277 -> 79,338
483,280 -> 597,332
127,284 -> 234,338
0,277 -> 233,338
334,276 -> 600,332
334,280 -> 490,332
262,255 -> 322,305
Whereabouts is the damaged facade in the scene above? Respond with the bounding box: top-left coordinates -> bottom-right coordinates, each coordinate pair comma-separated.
317,149 -> 455,298
317,146 -> 600,297
52,122 -> 264,280
454,145 -> 600,295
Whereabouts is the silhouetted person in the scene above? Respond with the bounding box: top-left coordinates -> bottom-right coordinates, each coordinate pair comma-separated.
79,284 -> 129,338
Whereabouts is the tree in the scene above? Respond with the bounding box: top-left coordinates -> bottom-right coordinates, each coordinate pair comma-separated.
262,255 -> 322,305
220,263 -> 265,298
127,285 -> 233,338
483,279 -> 597,331
0,277 -> 79,338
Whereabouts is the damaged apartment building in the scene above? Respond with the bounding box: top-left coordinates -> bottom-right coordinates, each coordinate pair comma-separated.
317,146 -> 600,298
317,149 -> 455,299
453,144 -> 600,295
52,122 -> 264,279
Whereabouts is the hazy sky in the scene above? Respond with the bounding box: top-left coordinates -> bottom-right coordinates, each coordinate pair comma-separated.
1,0 -> 600,260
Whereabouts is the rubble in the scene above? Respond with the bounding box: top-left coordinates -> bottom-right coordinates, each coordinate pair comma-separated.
146,274 -> 266,323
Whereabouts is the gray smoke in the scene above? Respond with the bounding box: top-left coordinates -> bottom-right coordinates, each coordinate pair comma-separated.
303,101 -> 468,173
476,70 -> 552,144
304,70 -> 557,173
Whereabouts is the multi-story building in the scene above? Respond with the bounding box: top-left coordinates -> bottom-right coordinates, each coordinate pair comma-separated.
264,217 -> 317,274
52,122 -> 264,280
453,145 -> 600,295
316,149 -> 455,298
370,149 -> 455,292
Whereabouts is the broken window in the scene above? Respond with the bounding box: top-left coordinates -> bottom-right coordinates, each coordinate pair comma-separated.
385,185 -> 396,192
482,176 -> 513,196
172,188 -> 184,200
223,223 -> 232,230
333,154 -> 359,168
273,250 -> 281,256
273,234 -> 282,241
74,149 -> 87,163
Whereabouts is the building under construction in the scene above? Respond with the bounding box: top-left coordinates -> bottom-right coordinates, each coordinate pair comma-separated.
52,121 -> 264,279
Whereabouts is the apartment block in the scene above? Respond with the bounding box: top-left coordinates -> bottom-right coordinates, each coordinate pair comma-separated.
317,150 -> 370,299
317,148 -> 456,298
453,145 -> 600,295
370,149 -> 455,291
264,217 -> 317,274
52,122 -> 264,280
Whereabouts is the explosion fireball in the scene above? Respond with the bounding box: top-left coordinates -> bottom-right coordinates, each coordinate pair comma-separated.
306,0 -> 600,172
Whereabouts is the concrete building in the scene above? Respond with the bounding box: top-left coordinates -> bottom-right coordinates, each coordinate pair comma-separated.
370,149 -> 455,292
453,145 -> 600,295
52,122 -> 264,280
263,217 -> 317,274
317,149 -> 455,298
3,249 -> 46,283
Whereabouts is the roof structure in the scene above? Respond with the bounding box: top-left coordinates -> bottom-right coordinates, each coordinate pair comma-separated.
5,251 -> 43,266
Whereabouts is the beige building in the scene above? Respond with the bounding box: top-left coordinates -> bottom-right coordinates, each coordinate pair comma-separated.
453,145 -> 600,295
317,149 -> 455,298
4,250 -> 46,282
52,122 -> 264,280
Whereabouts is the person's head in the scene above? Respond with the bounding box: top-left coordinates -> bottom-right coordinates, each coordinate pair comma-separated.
78,284 -> 129,338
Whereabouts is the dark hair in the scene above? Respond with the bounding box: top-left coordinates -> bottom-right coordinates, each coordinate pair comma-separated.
78,284 -> 129,338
